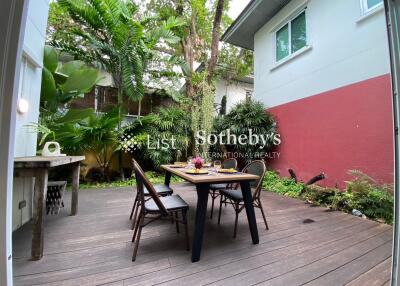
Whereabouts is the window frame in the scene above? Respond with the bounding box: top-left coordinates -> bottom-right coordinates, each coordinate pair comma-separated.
274,8 -> 308,64
360,0 -> 384,15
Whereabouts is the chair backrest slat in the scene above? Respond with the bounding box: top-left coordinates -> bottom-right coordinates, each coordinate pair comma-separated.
242,160 -> 266,199
223,158 -> 237,170
132,159 -> 169,216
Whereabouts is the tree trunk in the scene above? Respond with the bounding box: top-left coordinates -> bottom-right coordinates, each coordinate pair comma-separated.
115,74 -> 126,181
207,0 -> 225,84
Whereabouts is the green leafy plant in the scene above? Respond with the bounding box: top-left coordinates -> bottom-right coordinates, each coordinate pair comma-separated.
213,98 -> 277,163
78,171 -> 184,189
34,108 -> 121,180
41,45 -> 101,113
263,170 -> 394,224
331,170 -> 394,224
220,95 -> 227,115
123,106 -> 191,168
263,171 -> 304,198
191,78 -> 215,156
51,0 -> 184,115
303,184 -> 337,206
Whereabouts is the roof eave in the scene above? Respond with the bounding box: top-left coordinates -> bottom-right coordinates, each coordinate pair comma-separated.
221,0 -> 261,50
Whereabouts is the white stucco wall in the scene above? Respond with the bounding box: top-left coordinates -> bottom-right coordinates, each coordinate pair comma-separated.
254,0 -> 390,107
13,0 -> 50,231
215,78 -> 253,112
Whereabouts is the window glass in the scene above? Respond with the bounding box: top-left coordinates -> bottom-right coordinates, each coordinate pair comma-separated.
276,24 -> 289,62
367,0 -> 383,9
291,11 -> 307,53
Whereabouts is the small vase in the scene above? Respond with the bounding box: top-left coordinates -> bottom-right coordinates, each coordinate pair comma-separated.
194,162 -> 203,169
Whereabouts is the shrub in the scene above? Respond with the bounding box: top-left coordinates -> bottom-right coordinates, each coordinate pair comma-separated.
331,170 -> 394,224
79,171 -> 183,189
213,99 -> 277,163
123,106 -> 191,169
303,184 -> 337,206
263,171 -> 304,198
263,170 -> 394,224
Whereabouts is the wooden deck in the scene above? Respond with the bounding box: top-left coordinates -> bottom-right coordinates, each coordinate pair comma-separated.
13,183 -> 393,286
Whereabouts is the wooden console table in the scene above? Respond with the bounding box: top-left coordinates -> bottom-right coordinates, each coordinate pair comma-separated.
14,156 -> 85,260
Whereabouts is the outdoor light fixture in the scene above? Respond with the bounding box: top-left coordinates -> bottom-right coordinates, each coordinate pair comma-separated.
17,98 -> 29,114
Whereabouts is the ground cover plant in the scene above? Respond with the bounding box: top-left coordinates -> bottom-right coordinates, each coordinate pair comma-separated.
263,170 -> 394,224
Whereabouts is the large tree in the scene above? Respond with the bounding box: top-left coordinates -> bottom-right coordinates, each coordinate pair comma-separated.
48,0 -> 183,115
47,0 -> 184,178
145,0 -> 253,155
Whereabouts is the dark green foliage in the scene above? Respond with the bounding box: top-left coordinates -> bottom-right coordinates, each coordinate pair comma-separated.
220,95 -> 227,115
34,108 -> 121,180
213,98 -> 277,163
263,171 -> 304,198
79,171 -> 184,189
263,170 -> 394,224
51,0 -> 183,104
330,170 -> 394,224
123,106 -> 190,168
303,185 -> 337,206
40,45 -> 101,113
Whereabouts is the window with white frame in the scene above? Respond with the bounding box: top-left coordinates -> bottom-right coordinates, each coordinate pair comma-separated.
275,10 -> 307,63
361,0 -> 383,14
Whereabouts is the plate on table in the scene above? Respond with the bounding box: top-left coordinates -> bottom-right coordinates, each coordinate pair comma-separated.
218,169 -> 238,174
170,163 -> 187,168
185,169 -> 209,175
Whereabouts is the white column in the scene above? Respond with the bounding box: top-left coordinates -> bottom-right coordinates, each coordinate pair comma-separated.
0,0 -> 28,285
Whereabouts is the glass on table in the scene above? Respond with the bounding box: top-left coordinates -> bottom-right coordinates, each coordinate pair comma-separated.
213,160 -> 222,172
187,156 -> 193,168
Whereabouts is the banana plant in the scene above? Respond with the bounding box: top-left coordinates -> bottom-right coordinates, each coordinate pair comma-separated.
40,45 -> 102,113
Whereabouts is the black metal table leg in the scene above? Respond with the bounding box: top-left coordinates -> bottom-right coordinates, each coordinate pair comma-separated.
240,180 -> 259,244
191,183 -> 209,262
164,170 -> 172,186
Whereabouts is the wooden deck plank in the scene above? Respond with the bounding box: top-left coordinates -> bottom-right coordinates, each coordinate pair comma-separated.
259,238 -> 392,286
302,242 -> 392,286
16,219 -> 363,286
345,258 -> 392,286
207,230 -> 392,286
13,209 -> 353,283
12,184 -> 393,286
13,211 -> 353,278
123,223 -> 386,286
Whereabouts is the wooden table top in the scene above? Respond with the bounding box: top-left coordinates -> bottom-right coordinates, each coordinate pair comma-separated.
161,165 -> 259,184
14,156 -> 85,169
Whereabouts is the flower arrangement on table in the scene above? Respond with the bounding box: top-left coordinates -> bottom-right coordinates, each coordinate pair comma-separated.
192,156 -> 205,170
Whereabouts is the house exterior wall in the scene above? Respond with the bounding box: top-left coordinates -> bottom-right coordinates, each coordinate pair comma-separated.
215,78 -> 253,113
12,0 -> 50,230
253,0 -> 393,186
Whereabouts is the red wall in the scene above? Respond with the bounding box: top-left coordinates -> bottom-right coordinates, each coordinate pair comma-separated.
267,74 -> 394,188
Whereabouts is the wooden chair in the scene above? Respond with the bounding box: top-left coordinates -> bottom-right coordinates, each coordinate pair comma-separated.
208,158 -> 237,219
129,159 -> 173,229
217,160 -> 268,238
131,160 -> 190,261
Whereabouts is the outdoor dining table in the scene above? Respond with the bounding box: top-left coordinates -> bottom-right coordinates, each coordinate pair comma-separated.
14,156 -> 85,260
161,164 -> 260,262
